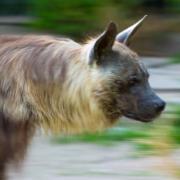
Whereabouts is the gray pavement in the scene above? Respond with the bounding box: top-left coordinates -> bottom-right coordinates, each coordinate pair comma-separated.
7,136 -> 179,180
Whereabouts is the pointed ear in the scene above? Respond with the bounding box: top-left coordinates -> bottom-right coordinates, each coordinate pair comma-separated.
116,15 -> 147,46
89,22 -> 117,65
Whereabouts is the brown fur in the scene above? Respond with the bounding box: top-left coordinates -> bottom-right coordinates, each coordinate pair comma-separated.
3,17 -> 162,178
0,33 -> 164,179
0,113 -> 35,179
0,35 -> 120,179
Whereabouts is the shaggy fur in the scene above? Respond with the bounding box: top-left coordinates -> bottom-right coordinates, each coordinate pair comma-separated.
0,29 -> 165,179
0,35 -> 120,179
0,35 -> 115,133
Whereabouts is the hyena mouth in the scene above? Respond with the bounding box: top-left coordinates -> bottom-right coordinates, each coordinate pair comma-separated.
123,112 -> 161,123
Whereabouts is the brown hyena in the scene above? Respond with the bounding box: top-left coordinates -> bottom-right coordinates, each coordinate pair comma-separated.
0,16 -> 165,179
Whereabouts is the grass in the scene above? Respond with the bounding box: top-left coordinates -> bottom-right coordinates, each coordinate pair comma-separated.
51,127 -> 150,146
170,105 -> 180,144
170,53 -> 180,64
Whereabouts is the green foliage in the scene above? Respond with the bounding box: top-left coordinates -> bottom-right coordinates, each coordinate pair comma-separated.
51,127 -> 150,146
170,54 -> 180,64
166,0 -> 180,13
0,0 -> 30,15
171,106 -> 180,144
30,0 -> 180,37
112,0 -> 144,14
31,0 -> 111,37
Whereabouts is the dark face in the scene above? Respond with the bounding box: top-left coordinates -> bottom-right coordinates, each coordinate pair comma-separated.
94,43 -> 166,122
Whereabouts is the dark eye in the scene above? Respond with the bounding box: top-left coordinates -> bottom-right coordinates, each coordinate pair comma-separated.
115,80 -> 122,85
128,77 -> 140,86
114,79 -> 125,91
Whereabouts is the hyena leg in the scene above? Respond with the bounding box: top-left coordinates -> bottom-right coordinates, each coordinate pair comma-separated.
0,157 -> 6,180
0,162 -> 6,180
0,113 -> 35,180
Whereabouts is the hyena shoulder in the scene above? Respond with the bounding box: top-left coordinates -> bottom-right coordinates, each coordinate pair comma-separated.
0,35 -> 80,122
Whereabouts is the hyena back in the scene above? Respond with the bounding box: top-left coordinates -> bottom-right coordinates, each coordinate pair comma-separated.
0,16 -> 165,179
0,35 -> 114,134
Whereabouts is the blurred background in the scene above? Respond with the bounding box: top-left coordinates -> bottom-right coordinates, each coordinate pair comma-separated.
0,0 -> 179,180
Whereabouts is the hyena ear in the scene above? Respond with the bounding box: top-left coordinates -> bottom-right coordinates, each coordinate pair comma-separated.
89,22 -> 117,65
116,15 -> 147,46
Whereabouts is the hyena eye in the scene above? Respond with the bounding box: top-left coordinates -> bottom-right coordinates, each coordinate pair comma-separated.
115,79 -> 125,87
128,77 -> 140,86
114,80 -> 122,85
114,80 -> 125,91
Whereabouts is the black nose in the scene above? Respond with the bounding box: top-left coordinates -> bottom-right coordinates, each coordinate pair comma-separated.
154,100 -> 166,112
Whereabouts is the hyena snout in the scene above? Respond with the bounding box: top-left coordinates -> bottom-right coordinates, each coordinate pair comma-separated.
123,86 -> 166,122
139,94 -> 166,122
152,98 -> 166,113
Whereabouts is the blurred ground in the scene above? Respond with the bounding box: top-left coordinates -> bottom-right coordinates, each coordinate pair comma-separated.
7,137 -> 180,180
6,58 -> 180,180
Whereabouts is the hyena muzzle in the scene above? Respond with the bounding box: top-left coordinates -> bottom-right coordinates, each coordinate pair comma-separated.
0,15 -> 165,179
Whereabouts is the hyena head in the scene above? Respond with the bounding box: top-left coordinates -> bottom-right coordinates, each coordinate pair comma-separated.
85,16 -> 165,123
